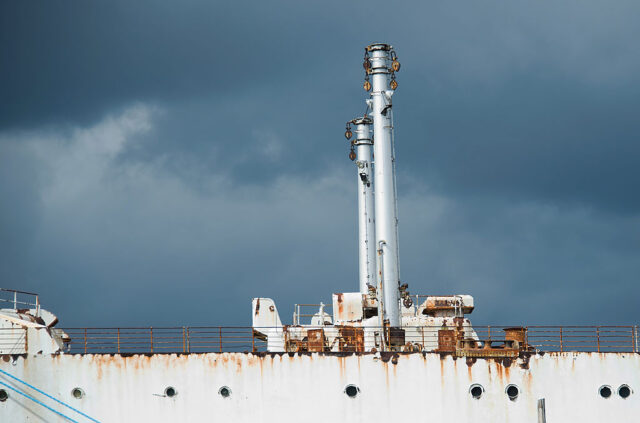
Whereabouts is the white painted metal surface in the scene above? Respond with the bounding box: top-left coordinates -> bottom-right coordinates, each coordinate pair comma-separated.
0,309 -> 66,355
352,117 -> 376,295
368,43 -> 401,326
332,293 -> 365,323
1,352 -> 638,422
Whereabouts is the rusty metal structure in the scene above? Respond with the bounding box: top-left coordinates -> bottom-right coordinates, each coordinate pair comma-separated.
1,43 -> 639,422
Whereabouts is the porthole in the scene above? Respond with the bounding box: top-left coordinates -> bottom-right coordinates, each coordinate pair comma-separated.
599,385 -> 612,399
0,389 -> 7,402
219,386 -> 231,398
505,384 -> 519,401
345,384 -> 360,398
469,384 -> 484,399
164,386 -> 177,398
71,388 -> 84,399
618,385 -> 632,399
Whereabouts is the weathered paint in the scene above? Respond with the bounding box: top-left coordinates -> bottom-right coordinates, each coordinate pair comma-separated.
0,352 -> 638,422
332,293 -> 364,323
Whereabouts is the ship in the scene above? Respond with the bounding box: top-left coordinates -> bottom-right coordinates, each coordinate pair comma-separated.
0,43 -> 638,422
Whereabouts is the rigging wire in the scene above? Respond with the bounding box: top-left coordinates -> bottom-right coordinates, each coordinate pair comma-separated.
0,368 -> 101,423
0,380 -> 81,423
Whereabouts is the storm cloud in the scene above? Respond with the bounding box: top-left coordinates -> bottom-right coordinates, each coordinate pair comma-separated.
1,0 -> 639,326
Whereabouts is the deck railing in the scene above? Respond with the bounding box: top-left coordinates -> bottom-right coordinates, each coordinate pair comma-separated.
57,325 -> 640,354
0,288 -> 40,316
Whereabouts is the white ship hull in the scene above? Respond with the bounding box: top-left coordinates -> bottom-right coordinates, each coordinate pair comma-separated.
1,351 -> 638,422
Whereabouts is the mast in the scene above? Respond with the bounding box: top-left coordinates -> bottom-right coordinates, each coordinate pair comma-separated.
346,117 -> 376,295
364,43 -> 401,326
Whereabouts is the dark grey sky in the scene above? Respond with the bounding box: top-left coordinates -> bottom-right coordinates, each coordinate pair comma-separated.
1,1 -> 639,327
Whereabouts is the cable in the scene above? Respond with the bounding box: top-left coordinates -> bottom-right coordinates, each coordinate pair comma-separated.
0,368 -> 101,423
0,380 -> 80,423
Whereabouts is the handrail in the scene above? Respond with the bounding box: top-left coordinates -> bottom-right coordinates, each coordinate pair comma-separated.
0,288 -> 40,316
56,325 -> 639,355
0,288 -> 39,296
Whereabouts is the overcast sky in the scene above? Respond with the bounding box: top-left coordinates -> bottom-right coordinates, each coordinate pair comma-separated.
1,1 -> 639,327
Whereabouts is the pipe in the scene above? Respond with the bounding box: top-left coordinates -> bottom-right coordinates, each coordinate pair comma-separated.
367,43 -> 401,326
352,116 -> 376,295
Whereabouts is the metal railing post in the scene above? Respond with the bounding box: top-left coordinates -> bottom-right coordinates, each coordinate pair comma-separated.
219,327 -> 223,352
182,327 -> 186,353
559,327 -> 563,352
150,327 -> 153,353
186,327 -> 191,353
13,291 -> 17,310
252,329 -> 256,352
83,328 -> 87,354
596,327 -> 600,353
117,328 -> 121,354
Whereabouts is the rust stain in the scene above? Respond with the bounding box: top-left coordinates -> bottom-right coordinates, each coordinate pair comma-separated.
234,355 -> 243,373
338,355 -> 345,379
93,355 -> 104,381
381,359 -> 390,388
495,361 -> 503,380
524,370 -> 533,391
440,356 -> 445,389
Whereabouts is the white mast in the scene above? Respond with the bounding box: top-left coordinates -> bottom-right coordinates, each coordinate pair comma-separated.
364,43 -> 401,326
347,117 -> 376,295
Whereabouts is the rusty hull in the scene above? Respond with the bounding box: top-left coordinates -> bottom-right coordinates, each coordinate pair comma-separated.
1,351 -> 638,422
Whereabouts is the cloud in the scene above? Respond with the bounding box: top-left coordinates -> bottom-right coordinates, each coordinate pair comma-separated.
2,0 -> 639,329
2,104 -> 638,327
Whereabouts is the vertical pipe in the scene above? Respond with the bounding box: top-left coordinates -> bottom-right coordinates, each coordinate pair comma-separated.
352,117 -> 376,294
537,398 -> 546,423
368,43 -> 401,326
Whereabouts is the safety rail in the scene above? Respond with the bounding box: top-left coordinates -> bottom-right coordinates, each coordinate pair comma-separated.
0,327 -> 27,352
293,303 -> 333,326
62,327 -> 268,354
58,325 -> 639,354
0,288 -> 40,316
474,326 -> 638,353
